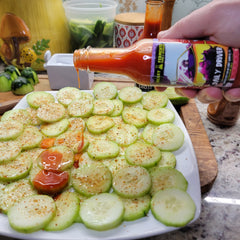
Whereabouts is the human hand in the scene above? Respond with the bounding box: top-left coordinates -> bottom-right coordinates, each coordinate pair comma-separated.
157,0 -> 240,103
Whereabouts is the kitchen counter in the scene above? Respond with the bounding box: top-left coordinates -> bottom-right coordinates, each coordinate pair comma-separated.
0,75 -> 239,240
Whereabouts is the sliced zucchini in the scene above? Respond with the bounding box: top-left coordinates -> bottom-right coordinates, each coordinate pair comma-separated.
152,123 -> 184,151
147,108 -> 175,125
68,98 -> 93,118
107,123 -> 138,147
56,87 -> 82,107
151,188 -> 196,227
93,82 -> 118,99
55,130 -> 86,153
18,125 -> 43,150
86,115 -> 115,134
112,166 -> 151,198
118,86 -> 143,104
0,140 -> 21,164
156,151 -> 176,168
87,139 -> 120,160
121,194 -> 151,221
110,99 -> 124,117
68,117 -> 85,131
141,123 -> 156,144
80,193 -> 124,231
141,91 -> 168,110
1,109 -> 31,126
26,107 -> 42,126
149,167 -> 188,196
74,152 -> 96,167
125,141 -> 161,168
0,151 -> 32,182
78,91 -> 94,102
45,191 -> 80,231
26,91 -> 55,109
8,194 -> 56,233
164,87 -> 189,105
0,121 -> 24,141
40,118 -> 69,137
92,99 -> 115,116
0,179 -> 37,214
38,145 -> 74,171
37,102 -> 66,123
71,162 -> 112,197
84,130 -> 107,143
122,107 -> 148,128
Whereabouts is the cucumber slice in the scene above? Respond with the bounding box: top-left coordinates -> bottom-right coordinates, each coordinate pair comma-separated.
92,99 -> 115,116
0,152 -> 32,182
147,108 -> 175,125
78,91 -> 94,102
149,167 -> 188,196
107,123 -> 138,147
26,107 -> 42,126
68,117 -> 86,131
0,179 -> 37,214
122,107 -> 148,128
141,123 -> 156,144
74,152 -> 96,166
68,98 -> 93,118
45,191 -> 80,231
37,102 -> 66,123
26,91 -> 55,109
0,121 -> 24,141
151,188 -> 196,227
71,162 -> 112,197
112,166 -> 151,198
0,140 -> 21,164
87,139 -> 119,160
93,82 -> 118,99
152,123 -> 184,151
80,193 -> 124,231
38,146 -> 74,171
1,109 -> 31,126
18,125 -> 43,150
164,87 -> 189,105
142,91 -> 168,110
125,141 -> 161,168
84,130 -> 107,143
86,115 -> 115,134
119,86 -> 143,104
121,194 -> 151,221
56,87 -> 82,107
41,118 -> 69,137
8,194 -> 56,233
110,99 -> 124,117
156,151 -> 176,168
55,130 -> 87,153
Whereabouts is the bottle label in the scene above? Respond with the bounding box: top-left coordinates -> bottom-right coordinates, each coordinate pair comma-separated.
150,39 -> 239,87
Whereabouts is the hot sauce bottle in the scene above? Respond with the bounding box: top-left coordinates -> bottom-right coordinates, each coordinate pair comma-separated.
74,38 -> 240,88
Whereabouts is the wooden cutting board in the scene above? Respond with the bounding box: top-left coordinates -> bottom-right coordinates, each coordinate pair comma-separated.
0,74 -> 218,193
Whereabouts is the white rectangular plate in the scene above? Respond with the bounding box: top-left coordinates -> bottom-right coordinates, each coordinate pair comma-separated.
0,91 -> 201,240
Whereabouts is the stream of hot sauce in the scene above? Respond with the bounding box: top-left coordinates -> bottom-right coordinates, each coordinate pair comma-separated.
77,68 -> 80,89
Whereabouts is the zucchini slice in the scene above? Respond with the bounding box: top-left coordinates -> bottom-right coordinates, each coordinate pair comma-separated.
0,121 -> 24,141
141,91 -> 168,110
71,162 -> 112,197
122,107 -> 148,128
68,98 -> 93,118
8,194 -> 56,233
112,166 -> 151,198
68,117 -> 86,131
37,102 -> 66,123
151,188 -> 196,227
107,123 -> 138,147
0,140 -> 22,164
93,82 -> 118,99
152,123 -> 184,151
125,141 -> 161,168
26,107 -> 42,126
147,108 -> 175,125
80,193 -> 124,231
110,99 -> 124,117
141,123 -> 156,144
45,191 -> 80,231
156,151 -> 176,168
119,86 -> 143,104
26,91 -> 55,109
1,109 -> 31,126
149,167 -> 188,196
87,139 -> 119,160
56,87 -> 82,107
92,99 -> 115,116
86,115 -> 115,134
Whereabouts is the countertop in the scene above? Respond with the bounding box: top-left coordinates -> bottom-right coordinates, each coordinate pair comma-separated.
0,74 -> 239,240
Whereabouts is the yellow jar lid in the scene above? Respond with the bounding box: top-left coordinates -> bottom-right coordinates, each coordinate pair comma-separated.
114,12 -> 145,26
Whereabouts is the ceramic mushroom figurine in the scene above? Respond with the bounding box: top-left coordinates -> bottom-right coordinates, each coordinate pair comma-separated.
0,13 -> 31,65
